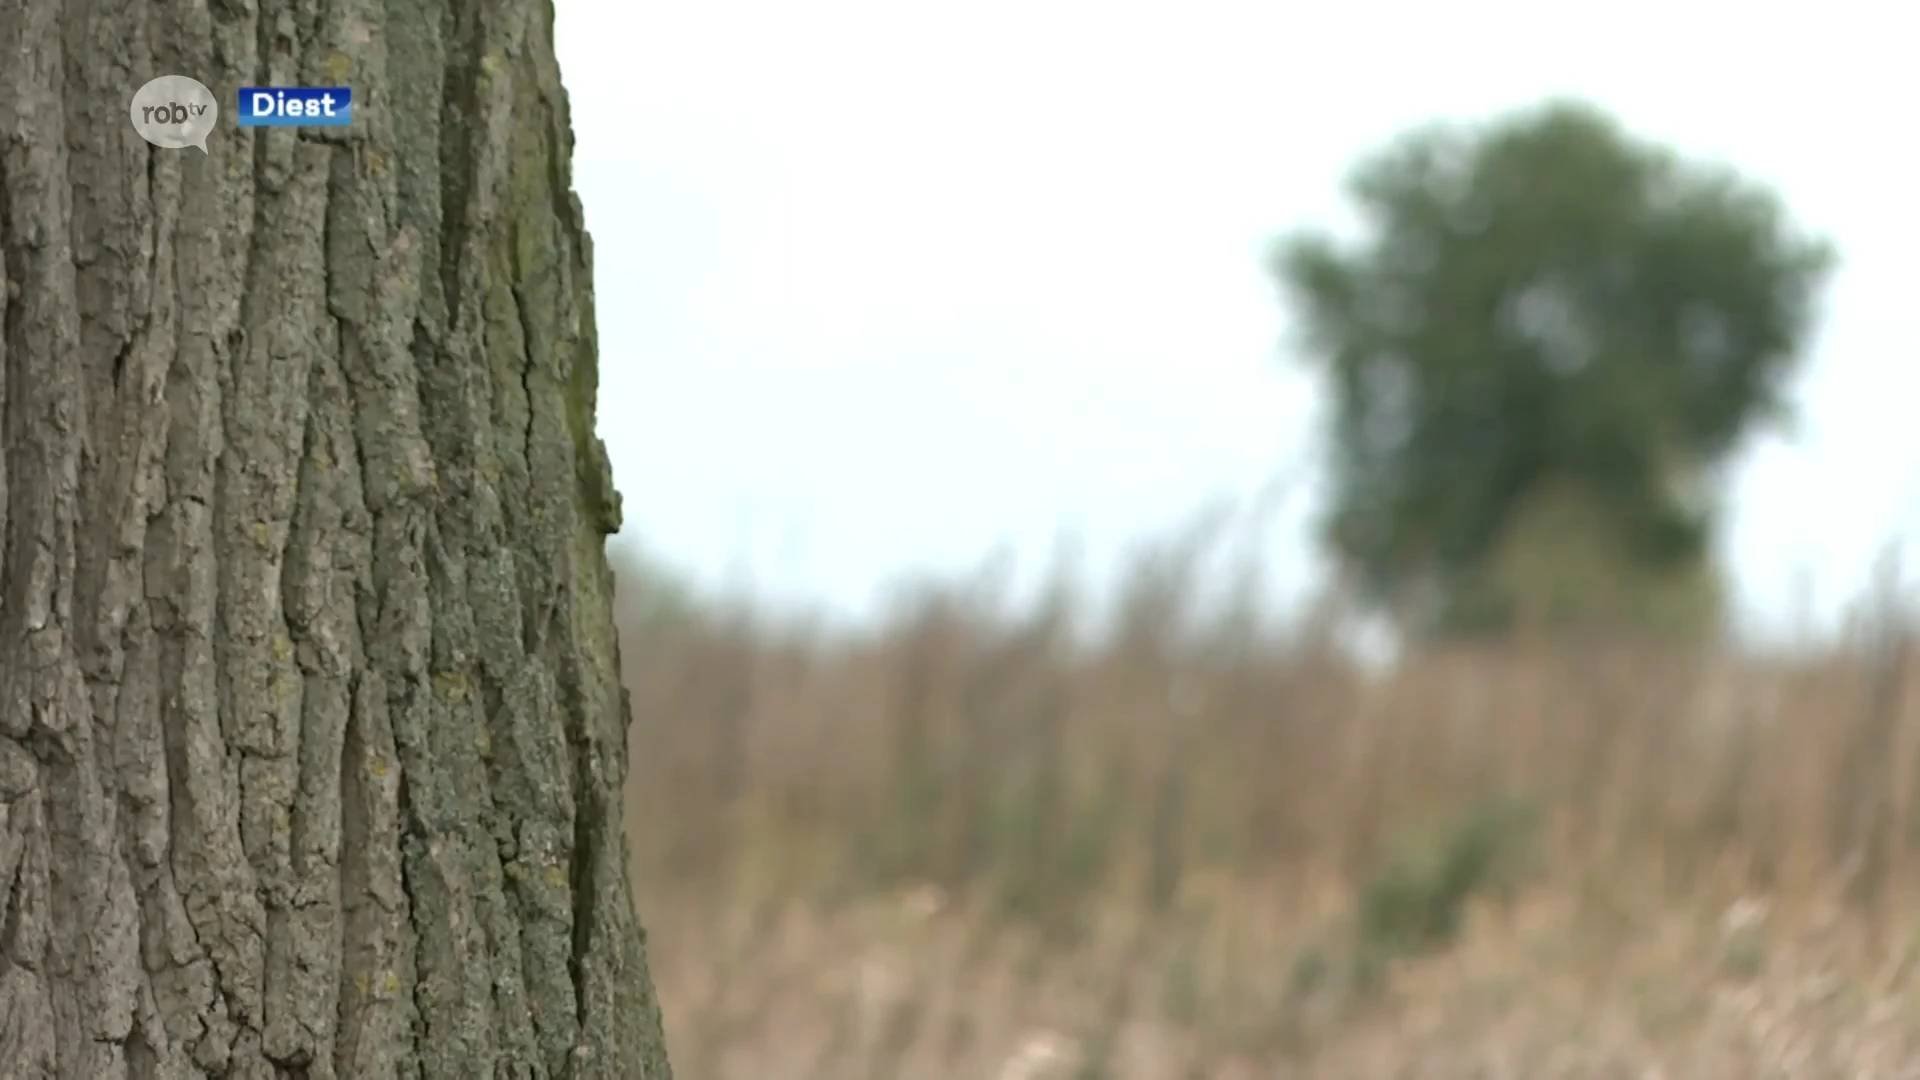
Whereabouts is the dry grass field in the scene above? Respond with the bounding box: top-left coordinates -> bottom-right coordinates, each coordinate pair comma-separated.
615,540 -> 1920,1078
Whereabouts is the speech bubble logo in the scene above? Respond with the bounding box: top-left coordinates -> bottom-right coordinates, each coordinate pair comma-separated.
129,75 -> 219,152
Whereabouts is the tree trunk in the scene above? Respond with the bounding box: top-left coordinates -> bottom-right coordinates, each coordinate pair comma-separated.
0,0 -> 674,1076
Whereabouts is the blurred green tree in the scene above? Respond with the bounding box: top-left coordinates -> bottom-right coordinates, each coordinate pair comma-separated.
1272,99 -> 1834,639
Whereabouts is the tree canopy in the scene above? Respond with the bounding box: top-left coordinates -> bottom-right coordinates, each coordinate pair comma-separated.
1273,99 -> 1835,638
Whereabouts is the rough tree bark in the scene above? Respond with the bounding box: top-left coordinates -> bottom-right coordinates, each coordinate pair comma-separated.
0,0 -> 674,1076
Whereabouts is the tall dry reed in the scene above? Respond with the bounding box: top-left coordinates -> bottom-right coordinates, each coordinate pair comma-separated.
614,531 -> 1920,1076
617,534 -> 1920,933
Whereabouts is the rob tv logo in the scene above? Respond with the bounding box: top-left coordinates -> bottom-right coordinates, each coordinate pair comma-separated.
237,86 -> 353,127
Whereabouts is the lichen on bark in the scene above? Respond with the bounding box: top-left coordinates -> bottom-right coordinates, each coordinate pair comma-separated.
0,0 -> 673,1076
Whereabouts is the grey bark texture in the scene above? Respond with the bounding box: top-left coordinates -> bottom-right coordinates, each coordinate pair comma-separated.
0,0 -> 675,1076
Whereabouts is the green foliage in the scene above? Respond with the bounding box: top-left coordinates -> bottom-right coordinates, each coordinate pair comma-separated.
1273,99 -> 1834,638
1450,481 -> 1727,638
1353,795 -> 1540,980
1719,927 -> 1766,980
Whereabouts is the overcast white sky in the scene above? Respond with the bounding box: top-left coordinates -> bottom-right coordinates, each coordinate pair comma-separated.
555,0 -> 1919,637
